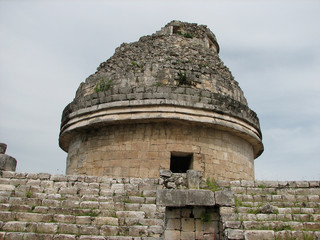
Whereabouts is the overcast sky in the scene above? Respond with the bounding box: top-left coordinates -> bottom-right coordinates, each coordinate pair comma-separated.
1,0 -> 319,180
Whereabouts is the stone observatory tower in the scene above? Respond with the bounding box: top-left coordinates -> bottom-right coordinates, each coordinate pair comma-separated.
59,20 -> 263,180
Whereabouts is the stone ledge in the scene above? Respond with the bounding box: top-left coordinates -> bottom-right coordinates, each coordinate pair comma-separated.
156,189 -> 231,207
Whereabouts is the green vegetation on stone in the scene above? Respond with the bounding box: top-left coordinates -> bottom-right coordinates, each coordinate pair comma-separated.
178,71 -> 187,85
203,178 -> 220,192
94,78 -> 113,92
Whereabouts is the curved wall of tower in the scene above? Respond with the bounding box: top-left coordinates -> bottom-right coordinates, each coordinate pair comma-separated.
67,122 -> 254,180
66,122 -> 255,180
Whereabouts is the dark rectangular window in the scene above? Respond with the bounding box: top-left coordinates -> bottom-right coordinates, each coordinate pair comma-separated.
170,152 -> 193,173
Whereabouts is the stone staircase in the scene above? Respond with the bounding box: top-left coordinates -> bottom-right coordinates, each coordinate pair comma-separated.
1,170 -> 319,239
0,171 -> 164,240
217,180 -> 320,240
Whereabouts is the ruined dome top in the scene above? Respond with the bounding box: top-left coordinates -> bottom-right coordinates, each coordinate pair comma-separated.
60,20 -> 263,157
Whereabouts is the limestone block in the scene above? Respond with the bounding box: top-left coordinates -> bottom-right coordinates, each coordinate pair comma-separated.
203,221 -> 219,234
62,200 -> 80,208
224,221 -> 242,229
79,225 -> 100,235
37,222 -> 58,234
187,189 -> 215,206
180,231 -> 195,240
274,230 -> 292,240
80,201 -> 99,209
277,208 -> 291,214
1,171 -> 15,178
79,188 -> 99,196
140,219 -> 164,226
92,216 -> 118,226
301,207 -> 315,214
276,214 -> 292,221
100,225 -> 119,236
128,196 -> 145,203
3,221 -> 27,232
290,231 -> 305,239
111,183 -> 125,191
160,169 -> 172,178
0,203 -> 10,211
0,184 -> 15,191
149,225 -> 163,235
244,230 -> 274,240
231,187 -> 246,194
129,225 -> 148,236
124,203 -> 140,211
0,155 -> 17,172
186,170 -> 201,189
164,230 -> 180,240
57,223 -> 79,234
166,218 -> 181,230
225,229 -> 244,239
53,234 -> 77,240
59,187 -> 78,195
181,218 -> 194,232
259,204 -> 278,214
116,211 -> 145,219
295,181 -> 309,188
140,204 -> 157,218
308,194 -> 320,202
3,232 -> 25,240
79,236 -> 105,240
53,214 -> 76,224
76,216 -> 91,225
16,212 -> 53,222
220,213 -> 238,222
100,202 -> 115,210
42,199 -> 61,207
241,180 -> 254,187
215,190 -> 235,206
38,173 -> 51,180
145,197 -> 156,204
304,222 -> 320,231
311,214 -> 320,221
156,189 -> 187,207
219,207 -> 235,214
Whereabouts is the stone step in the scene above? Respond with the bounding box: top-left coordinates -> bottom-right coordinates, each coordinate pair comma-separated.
235,194 -> 320,202
235,212 -> 320,222
234,229 -> 320,240
0,231 -> 162,240
0,224 -> 162,239
241,220 -> 320,231
231,186 -> 320,195
235,205 -> 319,214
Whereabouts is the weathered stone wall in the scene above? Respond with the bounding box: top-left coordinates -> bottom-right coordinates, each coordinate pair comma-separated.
66,122 -> 254,180
0,171 -> 319,239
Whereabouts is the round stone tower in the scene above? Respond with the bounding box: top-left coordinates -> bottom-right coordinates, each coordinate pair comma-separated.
59,21 -> 263,180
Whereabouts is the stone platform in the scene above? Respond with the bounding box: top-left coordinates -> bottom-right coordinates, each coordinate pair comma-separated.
0,171 -> 319,239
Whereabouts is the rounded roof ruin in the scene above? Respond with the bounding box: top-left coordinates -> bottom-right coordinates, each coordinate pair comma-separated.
59,20 -> 263,159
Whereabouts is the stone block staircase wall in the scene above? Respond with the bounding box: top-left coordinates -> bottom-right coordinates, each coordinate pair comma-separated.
0,170 -> 319,240
0,171 -> 164,240
217,180 -> 320,240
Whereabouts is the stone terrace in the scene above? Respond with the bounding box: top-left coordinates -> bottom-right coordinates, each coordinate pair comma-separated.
0,171 -> 164,240
0,171 -> 319,239
218,180 -> 320,240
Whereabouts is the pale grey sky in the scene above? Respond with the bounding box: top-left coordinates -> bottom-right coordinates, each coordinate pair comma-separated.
1,0 -> 319,180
